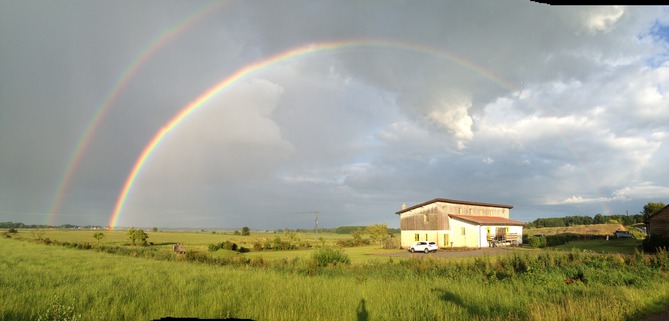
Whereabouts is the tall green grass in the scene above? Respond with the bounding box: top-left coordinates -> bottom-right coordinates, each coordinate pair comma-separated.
2,236 -> 669,320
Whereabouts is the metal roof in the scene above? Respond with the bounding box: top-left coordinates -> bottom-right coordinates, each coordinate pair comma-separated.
395,198 -> 513,215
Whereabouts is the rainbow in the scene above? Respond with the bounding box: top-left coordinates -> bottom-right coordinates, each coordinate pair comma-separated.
47,1 -> 227,226
108,39 -> 609,229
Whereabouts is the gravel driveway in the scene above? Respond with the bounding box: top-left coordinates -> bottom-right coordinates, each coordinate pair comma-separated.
379,247 -> 528,259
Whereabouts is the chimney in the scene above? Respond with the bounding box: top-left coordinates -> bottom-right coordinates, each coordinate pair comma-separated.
401,203 -> 407,210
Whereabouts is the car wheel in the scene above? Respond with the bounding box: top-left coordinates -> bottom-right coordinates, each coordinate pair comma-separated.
410,248 -> 415,253
424,248 -> 429,254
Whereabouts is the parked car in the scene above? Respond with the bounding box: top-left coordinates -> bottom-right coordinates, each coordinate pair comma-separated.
614,230 -> 634,238
408,241 -> 438,253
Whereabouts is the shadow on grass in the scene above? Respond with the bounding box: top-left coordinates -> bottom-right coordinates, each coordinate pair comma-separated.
151,242 -> 180,246
432,288 -> 519,319
356,298 -> 368,321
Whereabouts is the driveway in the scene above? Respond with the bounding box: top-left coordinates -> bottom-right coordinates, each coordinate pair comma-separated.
379,247 -> 529,259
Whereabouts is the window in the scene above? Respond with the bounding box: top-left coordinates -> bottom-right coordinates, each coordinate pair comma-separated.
489,210 -> 492,216
469,209 -> 472,215
444,234 -> 449,246
458,208 -> 462,214
414,233 -> 420,241
425,233 -> 428,241
479,209 -> 483,215
461,227 -> 466,236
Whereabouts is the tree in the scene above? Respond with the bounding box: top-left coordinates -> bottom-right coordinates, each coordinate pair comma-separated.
365,224 -> 390,245
152,227 -> 158,232
642,202 -> 666,221
127,228 -> 148,246
241,226 -> 250,236
93,232 -> 104,245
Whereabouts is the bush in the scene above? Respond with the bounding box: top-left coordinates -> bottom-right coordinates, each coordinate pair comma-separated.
528,236 -> 547,248
382,237 -> 400,249
642,234 -> 669,253
545,234 -> 578,247
310,247 -> 351,267
336,238 -> 370,247
208,241 -> 239,252
8,227 -> 17,233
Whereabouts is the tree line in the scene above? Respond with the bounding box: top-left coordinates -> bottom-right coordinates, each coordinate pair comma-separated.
0,222 -> 105,229
525,202 -> 665,228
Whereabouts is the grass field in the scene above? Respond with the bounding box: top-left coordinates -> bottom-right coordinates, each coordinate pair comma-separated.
524,223 -> 628,237
3,230 -> 669,320
11,229 -> 399,264
552,238 -> 644,254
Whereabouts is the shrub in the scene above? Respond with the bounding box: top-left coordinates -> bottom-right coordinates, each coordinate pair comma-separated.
382,237 -> 400,249
208,241 -> 239,252
336,238 -> 370,247
8,227 -> 17,233
310,247 -> 350,267
642,234 -> 669,253
528,236 -> 547,248
545,234 -> 578,247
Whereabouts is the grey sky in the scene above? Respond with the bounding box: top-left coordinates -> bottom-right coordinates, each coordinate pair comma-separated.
1,1 -> 668,229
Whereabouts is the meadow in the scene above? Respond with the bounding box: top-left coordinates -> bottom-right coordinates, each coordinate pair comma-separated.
2,229 -> 669,321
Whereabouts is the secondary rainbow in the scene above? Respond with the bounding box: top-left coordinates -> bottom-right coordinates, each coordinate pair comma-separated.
47,1 -> 227,226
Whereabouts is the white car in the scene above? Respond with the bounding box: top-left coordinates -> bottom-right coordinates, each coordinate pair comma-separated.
408,241 -> 438,253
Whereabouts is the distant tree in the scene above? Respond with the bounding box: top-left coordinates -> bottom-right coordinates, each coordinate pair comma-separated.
234,230 -> 241,235
93,232 -> 104,245
152,227 -> 158,232
593,214 -> 606,224
241,226 -> 250,236
127,228 -> 148,246
642,202 -> 666,221
7,227 -> 17,234
285,230 -> 299,242
32,229 -> 45,240
351,228 -> 363,241
365,224 -> 390,245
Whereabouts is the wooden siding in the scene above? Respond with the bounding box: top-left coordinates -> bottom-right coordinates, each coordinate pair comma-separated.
648,207 -> 669,237
399,201 -> 510,231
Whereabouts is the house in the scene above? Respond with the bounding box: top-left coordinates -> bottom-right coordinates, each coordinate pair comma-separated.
645,204 -> 669,237
395,198 -> 525,248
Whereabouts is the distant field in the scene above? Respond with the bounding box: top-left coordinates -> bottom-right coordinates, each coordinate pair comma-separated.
7,229 -> 400,264
525,223 -> 629,237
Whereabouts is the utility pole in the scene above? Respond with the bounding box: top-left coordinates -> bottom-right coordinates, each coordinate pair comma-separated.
314,211 -> 319,240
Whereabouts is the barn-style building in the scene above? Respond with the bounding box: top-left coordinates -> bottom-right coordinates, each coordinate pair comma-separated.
645,204 -> 669,237
396,198 -> 525,248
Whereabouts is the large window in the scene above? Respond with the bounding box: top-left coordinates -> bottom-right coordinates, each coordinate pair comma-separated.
414,233 -> 420,241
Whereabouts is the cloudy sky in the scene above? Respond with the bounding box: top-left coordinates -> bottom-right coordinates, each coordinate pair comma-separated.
1,1 -> 669,229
